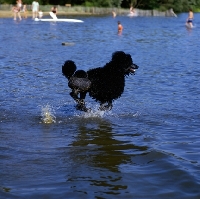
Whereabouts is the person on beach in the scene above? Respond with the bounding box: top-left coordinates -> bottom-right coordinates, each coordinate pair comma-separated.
170,8 -> 177,17
12,5 -> 21,20
16,0 -> 22,11
112,11 -> 116,18
186,8 -> 194,28
130,5 -> 135,14
51,6 -> 58,16
32,0 -> 39,19
22,4 -> 27,18
118,21 -> 123,35
38,10 -> 43,18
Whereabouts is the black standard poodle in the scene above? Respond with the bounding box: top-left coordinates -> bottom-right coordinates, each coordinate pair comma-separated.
62,51 -> 139,112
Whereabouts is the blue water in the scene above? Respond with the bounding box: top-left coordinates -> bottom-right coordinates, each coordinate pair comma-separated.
0,13 -> 200,198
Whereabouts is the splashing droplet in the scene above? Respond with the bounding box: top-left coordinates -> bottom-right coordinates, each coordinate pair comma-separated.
41,105 -> 56,124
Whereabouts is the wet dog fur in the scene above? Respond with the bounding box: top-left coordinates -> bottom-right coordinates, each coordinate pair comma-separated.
62,51 -> 139,112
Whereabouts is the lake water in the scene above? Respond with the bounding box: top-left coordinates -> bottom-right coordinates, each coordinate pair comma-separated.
0,13 -> 200,199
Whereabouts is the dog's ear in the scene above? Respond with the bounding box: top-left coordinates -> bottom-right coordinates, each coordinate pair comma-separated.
74,70 -> 88,78
62,60 -> 77,79
125,54 -> 133,64
112,51 -> 126,62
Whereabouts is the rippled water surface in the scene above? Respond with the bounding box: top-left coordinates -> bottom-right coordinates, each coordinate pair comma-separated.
0,13 -> 200,198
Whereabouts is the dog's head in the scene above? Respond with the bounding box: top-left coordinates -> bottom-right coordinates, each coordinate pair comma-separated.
112,51 -> 139,76
62,60 -> 77,79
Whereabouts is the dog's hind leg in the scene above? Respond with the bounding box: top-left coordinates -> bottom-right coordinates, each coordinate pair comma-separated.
99,102 -> 113,111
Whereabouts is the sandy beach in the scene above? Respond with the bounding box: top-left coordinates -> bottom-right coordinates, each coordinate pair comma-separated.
0,10 -> 15,18
0,10 -> 39,18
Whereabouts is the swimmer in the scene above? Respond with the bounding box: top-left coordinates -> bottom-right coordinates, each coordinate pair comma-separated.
117,21 -> 123,35
186,8 -> 194,28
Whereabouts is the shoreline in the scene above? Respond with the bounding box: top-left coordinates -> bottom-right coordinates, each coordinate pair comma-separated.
0,10 -> 98,18
0,7 -> 179,18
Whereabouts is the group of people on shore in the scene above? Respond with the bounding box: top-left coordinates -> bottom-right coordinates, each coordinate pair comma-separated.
12,0 -> 58,21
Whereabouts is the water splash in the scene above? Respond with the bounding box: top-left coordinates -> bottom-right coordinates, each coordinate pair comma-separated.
133,111 -> 141,117
83,109 -> 106,118
41,105 -> 56,124
74,104 -> 107,118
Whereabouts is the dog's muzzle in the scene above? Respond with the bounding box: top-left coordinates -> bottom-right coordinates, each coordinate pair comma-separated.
128,64 -> 139,74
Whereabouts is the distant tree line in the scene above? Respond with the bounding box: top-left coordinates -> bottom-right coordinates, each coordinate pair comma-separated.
1,0 -> 200,12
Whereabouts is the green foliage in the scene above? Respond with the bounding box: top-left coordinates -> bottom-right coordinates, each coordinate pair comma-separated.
84,0 -> 104,7
130,0 -> 200,12
0,0 -> 200,11
84,1 -> 95,6
84,0 -> 119,7
0,0 -> 15,4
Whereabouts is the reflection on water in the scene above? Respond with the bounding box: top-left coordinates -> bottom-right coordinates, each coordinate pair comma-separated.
64,118 -> 148,195
69,119 -> 148,171
0,14 -> 200,198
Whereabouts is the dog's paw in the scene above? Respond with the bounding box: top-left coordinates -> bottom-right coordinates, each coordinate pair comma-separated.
76,104 -> 89,112
99,104 -> 113,111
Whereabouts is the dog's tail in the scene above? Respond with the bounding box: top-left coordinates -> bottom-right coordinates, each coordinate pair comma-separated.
62,60 -> 77,79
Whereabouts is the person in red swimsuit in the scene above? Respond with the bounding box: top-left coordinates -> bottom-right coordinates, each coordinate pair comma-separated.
118,21 -> 123,35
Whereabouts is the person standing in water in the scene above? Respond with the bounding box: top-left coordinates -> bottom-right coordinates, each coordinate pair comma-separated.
32,0 -> 39,19
117,21 -> 123,35
22,4 -> 27,18
12,4 -> 21,20
130,5 -> 135,14
38,10 -> 43,18
186,8 -> 194,28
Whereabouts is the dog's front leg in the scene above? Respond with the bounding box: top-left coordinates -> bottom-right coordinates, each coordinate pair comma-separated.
70,90 -> 88,112
76,91 -> 89,112
70,89 -> 79,101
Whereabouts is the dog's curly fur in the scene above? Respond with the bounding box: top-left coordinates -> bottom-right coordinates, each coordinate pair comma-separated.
62,51 -> 139,112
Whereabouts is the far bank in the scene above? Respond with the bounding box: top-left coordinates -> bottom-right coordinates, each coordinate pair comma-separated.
0,4 -> 178,18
